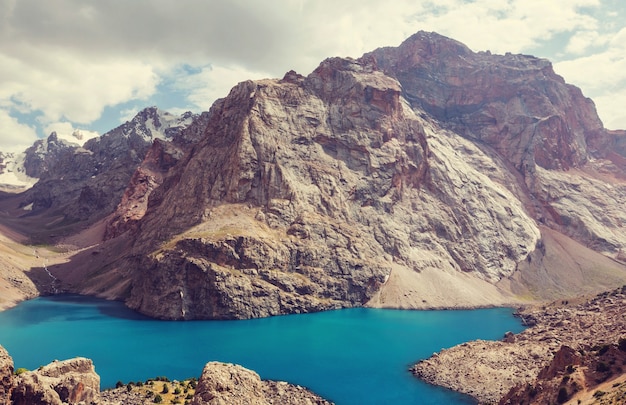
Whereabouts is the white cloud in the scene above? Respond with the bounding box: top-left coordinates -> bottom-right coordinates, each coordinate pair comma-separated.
565,30 -> 608,55
0,109 -> 38,152
0,47 -> 159,125
593,91 -> 626,130
173,64 -> 273,111
554,25 -> 626,129
414,0 -> 601,54
0,0 -> 624,151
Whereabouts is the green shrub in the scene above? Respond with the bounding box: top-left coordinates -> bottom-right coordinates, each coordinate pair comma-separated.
162,384 -> 169,394
174,387 -> 182,395
14,368 -> 28,376
154,394 -> 163,403
115,381 -> 124,389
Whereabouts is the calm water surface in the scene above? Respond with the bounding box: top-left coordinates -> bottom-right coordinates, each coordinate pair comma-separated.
0,295 -> 525,404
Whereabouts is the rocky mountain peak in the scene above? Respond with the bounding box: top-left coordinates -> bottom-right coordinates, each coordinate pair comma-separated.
13,108 -> 198,240
364,32 -> 602,174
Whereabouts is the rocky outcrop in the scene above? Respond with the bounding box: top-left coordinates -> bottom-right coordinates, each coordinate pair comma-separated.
0,348 -> 334,405
500,342 -> 626,404
0,346 -> 13,405
191,362 -> 332,405
11,358 -> 100,405
412,286 -> 626,403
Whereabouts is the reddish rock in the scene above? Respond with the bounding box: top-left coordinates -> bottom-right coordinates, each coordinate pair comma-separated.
365,31 -> 602,173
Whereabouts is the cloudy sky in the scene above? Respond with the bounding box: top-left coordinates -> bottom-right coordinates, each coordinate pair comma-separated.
1,0 -> 625,152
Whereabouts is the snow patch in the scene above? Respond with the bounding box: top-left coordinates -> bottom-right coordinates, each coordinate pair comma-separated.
0,152 -> 37,188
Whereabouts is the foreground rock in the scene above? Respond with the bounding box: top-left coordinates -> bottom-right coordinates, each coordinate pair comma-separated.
11,358 -> 100,405
412,286 -> 626,403
0,346 -> 332,405
191,362 -> 332,405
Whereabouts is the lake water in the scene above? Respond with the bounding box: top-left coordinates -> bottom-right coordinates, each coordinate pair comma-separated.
0,295 -> 525,404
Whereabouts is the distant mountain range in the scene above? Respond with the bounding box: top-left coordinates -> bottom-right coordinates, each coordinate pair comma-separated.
0,31 -> 625,322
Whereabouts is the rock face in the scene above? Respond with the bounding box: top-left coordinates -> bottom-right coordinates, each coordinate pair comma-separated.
11,358 -> 100,405
0,346 -> 13,405
366,32 -> 602,173
191,362 -> 332,405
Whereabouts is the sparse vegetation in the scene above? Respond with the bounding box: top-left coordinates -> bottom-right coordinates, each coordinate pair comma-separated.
101,376 -> 198,405
14,367 -> 28,375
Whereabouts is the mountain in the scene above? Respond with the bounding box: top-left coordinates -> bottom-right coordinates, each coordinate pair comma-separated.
1,31 -> 626,320
0,107 -> 197,242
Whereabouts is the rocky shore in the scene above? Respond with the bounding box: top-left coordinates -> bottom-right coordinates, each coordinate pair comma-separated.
412,286 -> 626,404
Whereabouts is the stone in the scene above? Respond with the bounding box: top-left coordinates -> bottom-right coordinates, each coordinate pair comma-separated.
191,362 -> 332,405
11,358 -> 100,405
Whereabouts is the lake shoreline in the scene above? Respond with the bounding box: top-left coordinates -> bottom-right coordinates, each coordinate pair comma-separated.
0,295 -> 526,404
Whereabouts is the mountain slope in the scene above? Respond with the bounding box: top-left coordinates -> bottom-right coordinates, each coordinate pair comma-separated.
2,31 -> 626,320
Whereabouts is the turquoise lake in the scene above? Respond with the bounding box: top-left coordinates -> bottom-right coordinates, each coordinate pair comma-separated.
0,295 -> 525,404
